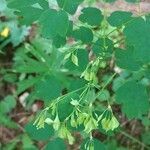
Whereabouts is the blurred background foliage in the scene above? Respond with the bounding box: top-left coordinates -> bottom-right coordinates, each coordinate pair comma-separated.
0,0 -> 150,150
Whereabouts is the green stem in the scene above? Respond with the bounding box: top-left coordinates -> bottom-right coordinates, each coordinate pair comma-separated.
95,72 -> 117,100
55,85 -> 88,104
106,12 -> 150,37
113,38 -> 125,46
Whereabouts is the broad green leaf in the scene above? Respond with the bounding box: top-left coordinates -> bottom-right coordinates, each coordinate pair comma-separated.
116,80 -> 149,118
79,7 -> 103,26
39,9 -> 69,38
94,139 -> 106,150
68,78 -> 87,93
8,0 -> 43,25
124,17 -> 150,64
112,76 -> 126,91
115,47 -> 142,71
34,75 -> 62,102
44,138 -> 66,150
77,49 -> 89,71
7,0 -> 38,9
97,89 -> 110,101
52,35 -> 66,48
25,122 -> 54,141
16,6 -> 43,25
72,27 -> 93,43
108,11 -> 132,27
39,9 -> 58,37
56,0 -> 83,15
66,21 -> 73,37
38,0 -> 49,9
57,93 -> 79,121
65,49 -> 89,72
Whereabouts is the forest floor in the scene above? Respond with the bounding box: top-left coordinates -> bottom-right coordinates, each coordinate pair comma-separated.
97,0 -> 150,14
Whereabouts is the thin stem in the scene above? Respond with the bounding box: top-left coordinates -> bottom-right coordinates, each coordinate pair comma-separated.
54,85 -> 88,104
120,130 -> 150,150
79,85 -> 90,102
73,22 -> 102,40
106,12 -> 150,37
95,72 -> 117,100
106,27 -> 119,37
113,38 -> 125,46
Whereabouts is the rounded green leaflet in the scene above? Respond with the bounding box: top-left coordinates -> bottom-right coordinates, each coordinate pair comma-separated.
72,26 -> 93,43
115,47 -> 142,71
107,11 -> 132,27
34,75 -> 62,103
52,35 -> 66,48
38,0 -> 49,9
123,17 -> 150,64
115,80 -> 149,119
79,7 -> 104,26
56,0 -> 84,15
7,0 -> 43,25
39,9 -> 69,38
92,38 -> 113,57
65,49 -> 89,73
7,0 -> 38,9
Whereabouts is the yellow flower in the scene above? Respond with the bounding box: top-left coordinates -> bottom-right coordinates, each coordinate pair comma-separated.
0,27 -> 10,37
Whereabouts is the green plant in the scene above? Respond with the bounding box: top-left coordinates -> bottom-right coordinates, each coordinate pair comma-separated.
0,0 -> 150,149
